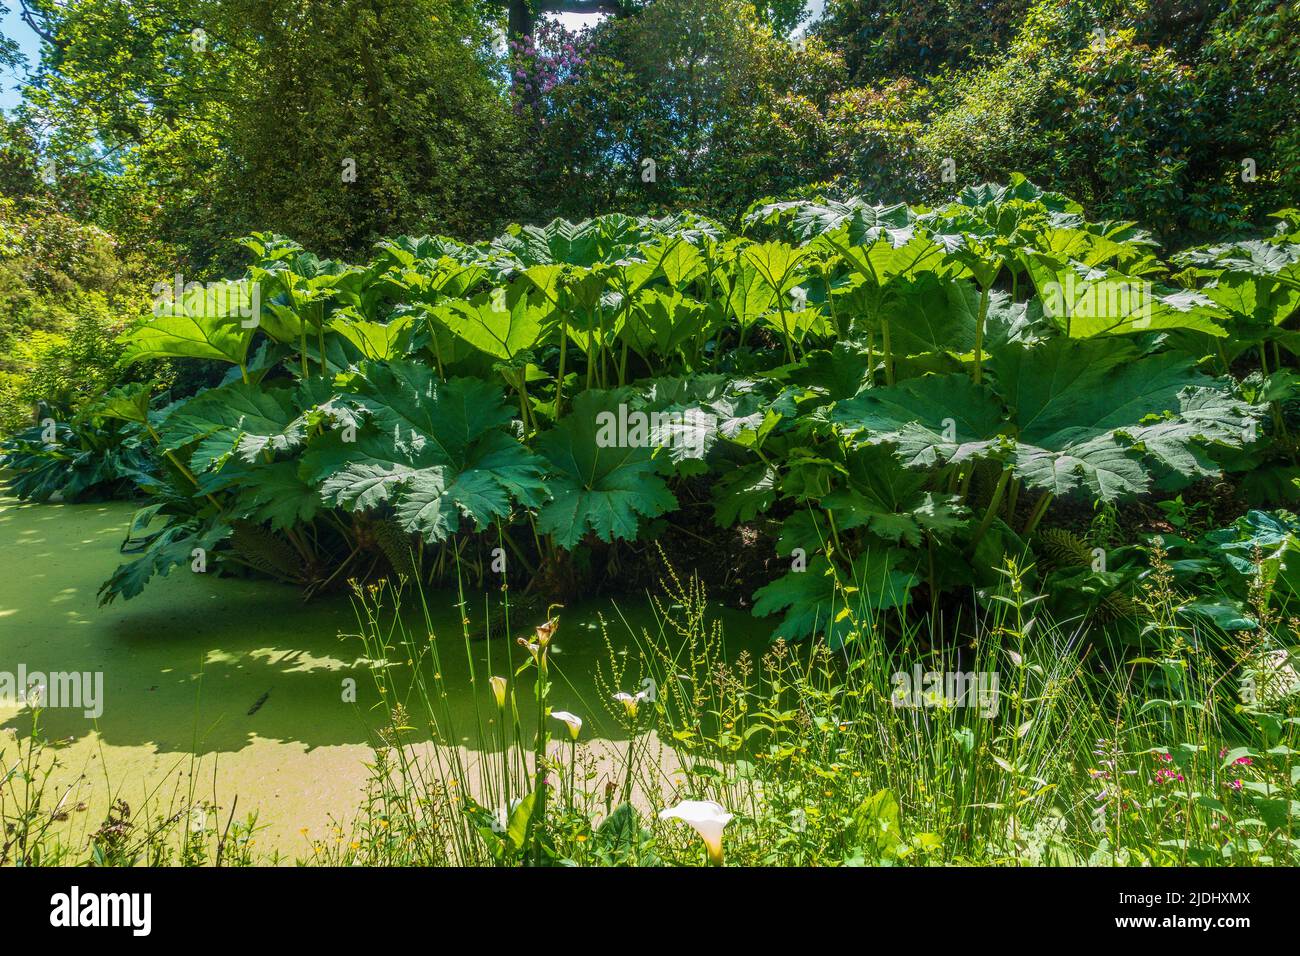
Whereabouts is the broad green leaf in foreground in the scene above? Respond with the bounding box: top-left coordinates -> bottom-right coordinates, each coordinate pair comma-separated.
300,363 -> 547,542
434,283 -> 546,363
832,339 -> 1255,500
535,389 -> 677,549
120,280 -> 258,366
832,373 -> 1008,467
1025,255 -> 1227,338
328,312 -> 415,360
159,381 -> 306,473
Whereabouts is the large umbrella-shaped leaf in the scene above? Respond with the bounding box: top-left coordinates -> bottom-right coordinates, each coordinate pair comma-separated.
726,254 -> 779,327
833,339 -> 1255,500
996,340 -> 1256,496
742,242 -> 807,297
993,340 -> 1207,446
881,274 -> 982,357
826,445 -> 969,546
832,373 -> 1008,467
620,289 -> 707,360
1025,255 -> 1227,338
199,458 -> 321,531
328,312 -> 415,360
120,281 -> 256,365
534,389 -> 677,549
643,237 -> 704,289
745,197 -> 914,245
1202,272 -> 1300,327
434,283 -> 546,363
1011,437 -> 1148,499
300,363 -> 547,542
160,381 -> 306,473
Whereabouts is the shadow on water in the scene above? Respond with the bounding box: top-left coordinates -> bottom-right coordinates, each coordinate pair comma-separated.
0,494 -> 773,756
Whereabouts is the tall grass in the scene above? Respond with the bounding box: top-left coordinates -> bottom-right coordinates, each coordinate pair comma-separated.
1,707 -> 269,866
312,548 -> 1299,866
5,548 -> 1298,866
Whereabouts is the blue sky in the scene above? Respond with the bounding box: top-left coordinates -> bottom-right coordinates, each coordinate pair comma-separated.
1,1 -> 827,111
1,3 -> 39,111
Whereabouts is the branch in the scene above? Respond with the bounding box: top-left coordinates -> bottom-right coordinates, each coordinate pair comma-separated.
492,1 -> 632,19
536,1 -> 630,13
18,0 -> 59,48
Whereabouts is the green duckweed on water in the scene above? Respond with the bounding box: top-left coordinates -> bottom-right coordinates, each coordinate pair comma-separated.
0,492 -> 770,854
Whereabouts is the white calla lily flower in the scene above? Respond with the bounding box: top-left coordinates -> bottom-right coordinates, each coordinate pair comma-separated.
660,800 -> 733,865
550,710 -> 583,740
613,688 -> 651,719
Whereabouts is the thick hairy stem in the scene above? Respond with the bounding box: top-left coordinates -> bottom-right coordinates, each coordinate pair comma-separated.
823,264 -> 843,339
973,285 -> 990,385
555,317 -> 569,416
316,309 -> 326,373
882,319 -> 894,386
777,303 -> 795,363
970,468 -> 1012,550
430,323 -> 445,378
1022,491 -> 1054,537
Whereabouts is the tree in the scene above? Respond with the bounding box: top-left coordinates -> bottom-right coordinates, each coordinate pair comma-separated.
225,0 -> 528,255
499,1 -> 634,41
816,0 -> 1029,80
18,0 -> 529,267
823,0 -> 1300,242
0,3 -> 24,71
520,0 -> 843,222
496,1 -> 807,53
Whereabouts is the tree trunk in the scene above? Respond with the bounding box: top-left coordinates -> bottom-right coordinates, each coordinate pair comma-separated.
507,0 -> 534,40
501,1 -> 631,41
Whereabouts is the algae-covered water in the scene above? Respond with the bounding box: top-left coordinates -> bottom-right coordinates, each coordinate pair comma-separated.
0,493 -> 770,855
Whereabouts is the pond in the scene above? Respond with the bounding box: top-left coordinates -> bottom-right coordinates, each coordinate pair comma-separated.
0,492 -> 772,855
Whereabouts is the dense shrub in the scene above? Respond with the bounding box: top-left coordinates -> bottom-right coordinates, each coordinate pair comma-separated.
519,0 -> 846,224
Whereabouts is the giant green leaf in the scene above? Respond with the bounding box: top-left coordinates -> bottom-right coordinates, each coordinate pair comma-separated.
534,389 -> 677,549
1025,255 -> 1227,337
160,382 -> 305,473
300,364 -> 547,542
832,373 -> 1008,467
435,283 -> 546,363
328,313 -> 415,360
120,281 -> 257,366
